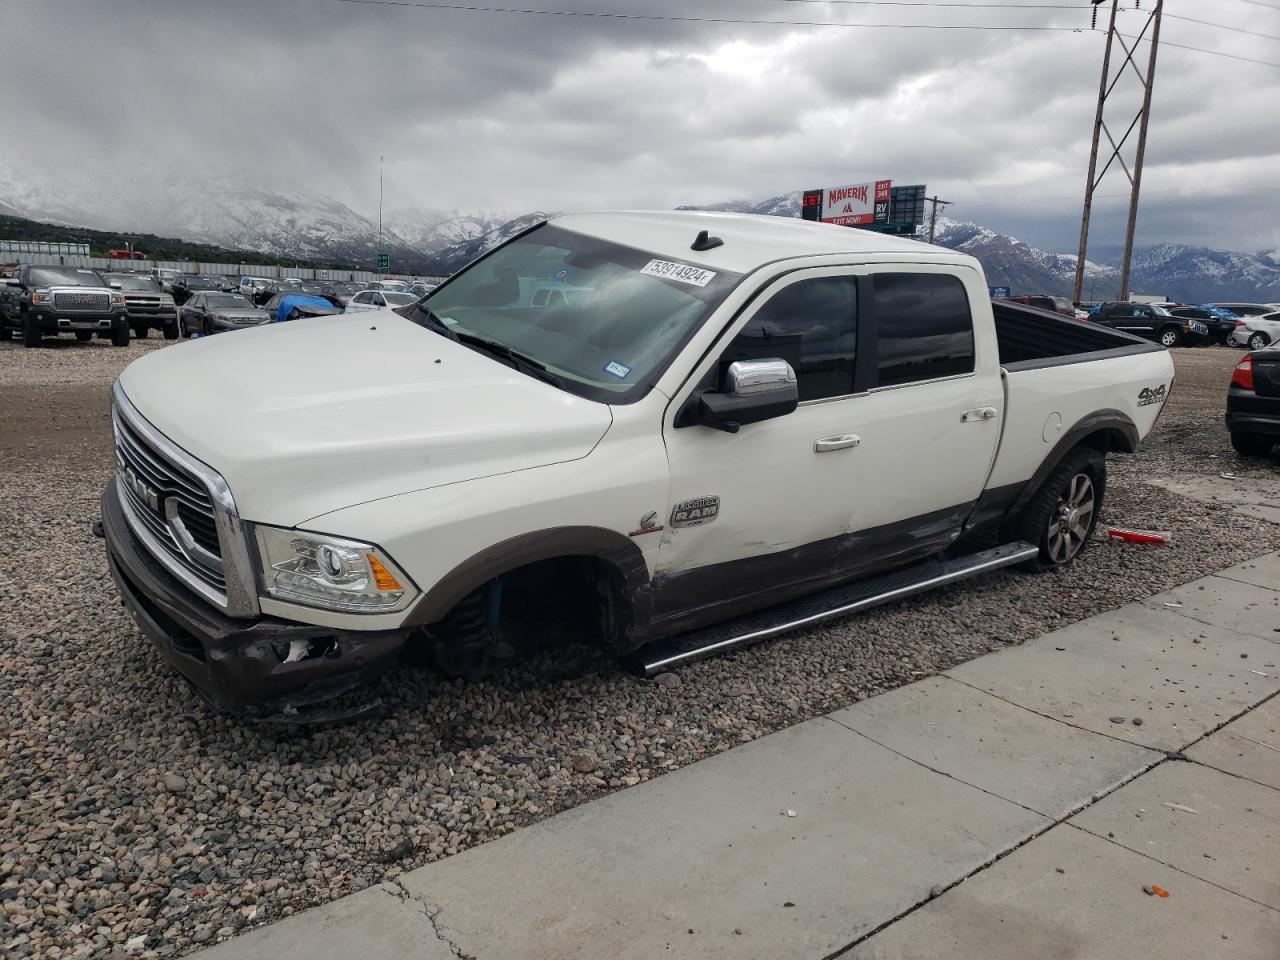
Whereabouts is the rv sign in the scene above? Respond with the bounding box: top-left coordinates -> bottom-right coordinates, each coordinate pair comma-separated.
802,179 -> 893,226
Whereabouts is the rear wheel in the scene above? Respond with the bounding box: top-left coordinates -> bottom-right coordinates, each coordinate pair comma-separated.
131,321 -> 148,341
1248,332 -> 1270,351
1158,327 -> 1182,348
22,314 -> 42,347
1009,447 -> 1105,571
111,320 -> 130,347
74,331 -> 92,342
1231,432 -> 1275,457
0,320 -> 12,341
162,321 -> 178,341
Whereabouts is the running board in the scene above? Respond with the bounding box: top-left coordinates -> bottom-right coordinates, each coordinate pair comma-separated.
630,541 -> 1039,677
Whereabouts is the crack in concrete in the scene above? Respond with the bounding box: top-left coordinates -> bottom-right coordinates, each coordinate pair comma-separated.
384,880 -> 478,960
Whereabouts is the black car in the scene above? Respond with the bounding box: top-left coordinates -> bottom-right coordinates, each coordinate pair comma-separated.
1226,346 -> 1280,458
1092,301 -> 1210,347
1,264 -> 130,347
178,292 -> 268,336
173,274 -> 223,305
1167,305 -> 1237,344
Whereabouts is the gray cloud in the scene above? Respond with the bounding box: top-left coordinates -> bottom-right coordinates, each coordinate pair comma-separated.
2,0 -> 1279,253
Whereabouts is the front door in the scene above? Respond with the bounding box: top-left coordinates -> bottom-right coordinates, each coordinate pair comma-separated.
654,268 -> 868,630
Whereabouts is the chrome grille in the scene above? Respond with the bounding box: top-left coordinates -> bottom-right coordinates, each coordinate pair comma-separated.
113,410 -> 226,595
53,290 -> 110,312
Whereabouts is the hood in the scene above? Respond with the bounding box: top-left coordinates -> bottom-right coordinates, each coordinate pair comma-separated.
117,313 -> 613,525
214,308 -> 268,322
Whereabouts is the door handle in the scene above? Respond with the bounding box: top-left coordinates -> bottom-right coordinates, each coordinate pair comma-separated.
815,434 -> 861,453
961,407 -> 998,423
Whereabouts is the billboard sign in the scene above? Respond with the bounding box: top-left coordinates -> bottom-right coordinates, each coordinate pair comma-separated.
801,180 -> 893,227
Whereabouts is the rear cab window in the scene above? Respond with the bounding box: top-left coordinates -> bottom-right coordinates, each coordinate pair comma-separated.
871,272 -> 975,387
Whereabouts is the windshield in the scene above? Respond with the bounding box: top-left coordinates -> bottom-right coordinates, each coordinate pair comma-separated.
384,292 -> 418,306
107,275 -> 162,291
29,267 -> 105,288
186,276 -> 218,288
206,294 -> 254,309
419,224 -> 742,402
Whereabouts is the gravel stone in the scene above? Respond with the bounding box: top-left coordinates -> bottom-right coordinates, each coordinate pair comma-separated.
3,341 -> 1278,958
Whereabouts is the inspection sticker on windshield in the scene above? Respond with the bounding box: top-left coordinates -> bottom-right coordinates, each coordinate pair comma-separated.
603,360 -> 632,379
640,259 -> 716,287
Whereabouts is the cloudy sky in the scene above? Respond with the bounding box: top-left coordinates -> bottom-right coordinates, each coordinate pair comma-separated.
4,0 -> 1280,253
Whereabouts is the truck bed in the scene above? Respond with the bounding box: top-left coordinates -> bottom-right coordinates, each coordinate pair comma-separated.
993,300 -> 1160,370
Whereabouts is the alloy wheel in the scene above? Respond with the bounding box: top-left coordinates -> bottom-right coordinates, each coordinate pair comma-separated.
1046,472 -> 1095,564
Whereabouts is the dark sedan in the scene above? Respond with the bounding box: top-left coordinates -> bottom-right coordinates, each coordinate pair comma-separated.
1226,346 -> 1280,458
173,274 -> 223,305
1167,305 -> 1238,344
178,292 -> 269,336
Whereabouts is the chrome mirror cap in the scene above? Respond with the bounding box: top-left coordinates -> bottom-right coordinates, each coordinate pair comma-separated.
725,358 -> 796,396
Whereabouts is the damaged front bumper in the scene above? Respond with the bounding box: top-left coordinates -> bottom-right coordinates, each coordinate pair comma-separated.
99,480 -> 412,719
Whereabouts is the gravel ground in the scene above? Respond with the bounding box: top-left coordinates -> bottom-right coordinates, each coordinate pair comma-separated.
2,337 -> 1278,959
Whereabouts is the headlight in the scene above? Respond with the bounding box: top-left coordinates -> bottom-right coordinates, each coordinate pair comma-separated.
112,293 -> 126,305
253,525 -> 417,613
161,295 -> 175,305
32,291 -> 50,303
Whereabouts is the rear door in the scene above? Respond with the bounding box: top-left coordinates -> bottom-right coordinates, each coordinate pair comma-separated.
1253,350 -> 1280,398
842,266 -> 1002,560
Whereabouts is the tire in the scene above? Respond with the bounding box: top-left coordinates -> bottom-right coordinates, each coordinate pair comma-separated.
1158,327 -> 1182,348
0,320 -> 11,341
162,321 -> 178,341
1248,332 -> 1270,351
131,321 -> 148,341
179,316 -> 192,338
1231,432 -> 1275,457
1009,447 -> 1105,572
75,331 -> 93,342
22,314 -> 42,348
111,321 -> 130,347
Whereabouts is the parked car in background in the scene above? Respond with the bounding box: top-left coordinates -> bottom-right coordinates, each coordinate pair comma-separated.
103,272 -> 178,340
345,289 -> 419,312
2,264 -> 130,347
407,281 -> 438,297
99,210 -> 1174,715
1228,311 -> 1280,351
1212,302 -> 1280,319
1092,301 -> 1210,347
151,268 -> 183,294
1226,345 -> 1280,458
262,293 -> 343,323
239,277 -> 275,300
173,274 -> 222,305
178,292 -> 269,336
1167,305 -> 1238,344
1002,294 -> 1075,318
322,281 -> 365,306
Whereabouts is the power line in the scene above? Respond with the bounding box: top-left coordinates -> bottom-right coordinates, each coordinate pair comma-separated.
332,0 -> 1087,30
1222,0 -> 1280,11
1159,12 -> 1280,42
1118,31 -> 1280,69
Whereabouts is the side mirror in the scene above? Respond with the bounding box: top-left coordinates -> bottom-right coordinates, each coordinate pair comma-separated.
3,278 -> 20,288
697,359 -> 799,434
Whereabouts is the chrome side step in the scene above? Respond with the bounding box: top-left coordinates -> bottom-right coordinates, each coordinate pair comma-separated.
630,541 -> 1039,677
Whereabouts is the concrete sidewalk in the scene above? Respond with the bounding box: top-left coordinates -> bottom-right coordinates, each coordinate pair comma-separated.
196,553 -> 1280,960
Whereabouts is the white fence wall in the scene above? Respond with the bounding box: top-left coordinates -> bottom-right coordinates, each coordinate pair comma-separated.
0,251 -> 442,284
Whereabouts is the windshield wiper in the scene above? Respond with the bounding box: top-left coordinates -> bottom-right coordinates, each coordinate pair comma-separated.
412,303 -> 460,341
453,331 -> 567,389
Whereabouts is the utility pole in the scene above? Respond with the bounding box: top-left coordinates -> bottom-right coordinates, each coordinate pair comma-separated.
378,155 -> 384,277
1073,0 -> 1164,303
926,196 -> 951,244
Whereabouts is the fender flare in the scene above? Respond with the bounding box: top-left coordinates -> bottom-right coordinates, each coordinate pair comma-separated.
404,525 -> 653,640
1006,408 -> 1138,520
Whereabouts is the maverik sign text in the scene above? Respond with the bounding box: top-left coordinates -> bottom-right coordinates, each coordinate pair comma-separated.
801,179 -> 892,227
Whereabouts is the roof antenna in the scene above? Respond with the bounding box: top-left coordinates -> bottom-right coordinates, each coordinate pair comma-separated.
691,229 -> 723,252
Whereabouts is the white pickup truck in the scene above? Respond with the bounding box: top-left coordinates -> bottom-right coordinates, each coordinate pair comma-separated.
99,211 -> 1174,718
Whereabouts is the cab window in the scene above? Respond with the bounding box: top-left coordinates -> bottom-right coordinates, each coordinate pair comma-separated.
721,276 -> 858,402
871,273 -> 975,387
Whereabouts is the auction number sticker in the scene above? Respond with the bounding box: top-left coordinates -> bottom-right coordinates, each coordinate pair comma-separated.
640,259 -> 717,287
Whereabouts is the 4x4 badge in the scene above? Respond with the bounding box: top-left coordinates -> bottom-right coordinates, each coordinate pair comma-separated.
1137,384 -> 1167,407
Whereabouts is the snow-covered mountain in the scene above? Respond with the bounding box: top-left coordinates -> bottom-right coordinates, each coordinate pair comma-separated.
2,159 -> 1276,299
381,208 -> 508,255
0,160 -> 433,271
